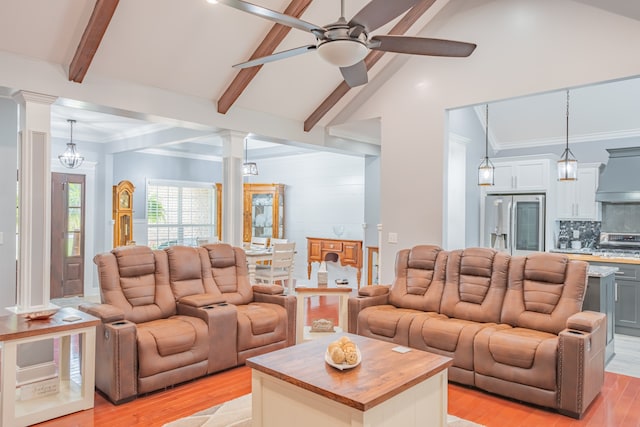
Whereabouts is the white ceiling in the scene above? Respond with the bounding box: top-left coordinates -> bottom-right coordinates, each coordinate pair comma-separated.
2,0 -> 640,158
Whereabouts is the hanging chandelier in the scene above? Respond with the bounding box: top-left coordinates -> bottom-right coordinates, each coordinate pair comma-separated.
58,119 -> 84,169
477,104 -> 494,186
557,89 -> 578,181
242,138 -> 258,176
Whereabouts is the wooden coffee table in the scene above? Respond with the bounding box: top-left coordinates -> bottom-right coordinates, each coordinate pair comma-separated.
247,333 -> 452,427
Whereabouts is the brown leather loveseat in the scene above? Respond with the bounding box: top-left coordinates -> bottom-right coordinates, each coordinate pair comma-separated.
348,245 -> 605,419
80,243 -> 295,404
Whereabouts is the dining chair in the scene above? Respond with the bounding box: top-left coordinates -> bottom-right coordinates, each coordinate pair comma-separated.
250,236 -> 269,249
269,238 -> 288,247
254,242 -> 296,289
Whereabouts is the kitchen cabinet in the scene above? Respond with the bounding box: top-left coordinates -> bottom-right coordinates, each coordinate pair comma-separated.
491,158 -> 550,192
556,164 -> 601,220
243,183 -> 285,243
590,261 -> 640,337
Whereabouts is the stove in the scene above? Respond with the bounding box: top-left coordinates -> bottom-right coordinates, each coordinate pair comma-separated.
594,232 -> 640,258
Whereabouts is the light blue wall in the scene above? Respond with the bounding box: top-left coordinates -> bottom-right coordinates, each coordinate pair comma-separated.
0,98 -> 17,312
113,152 -> 223,221
449,107 -> 487,247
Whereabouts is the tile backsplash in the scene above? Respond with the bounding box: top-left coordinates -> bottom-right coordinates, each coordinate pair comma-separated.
556,220 -> 601,249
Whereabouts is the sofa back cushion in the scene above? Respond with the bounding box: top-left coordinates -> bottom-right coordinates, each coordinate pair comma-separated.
388,245 -> 447,312
95,245 -> 176,323
440,248 -> 510,322
501,253 -> 588,334
166,246 -> 224,301
203,243 -> 253,305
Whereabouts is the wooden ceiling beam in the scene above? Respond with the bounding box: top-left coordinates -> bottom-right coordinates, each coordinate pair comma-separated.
304,0 -> 437,132
217,0 -> 314,114
68,0 -> 120,83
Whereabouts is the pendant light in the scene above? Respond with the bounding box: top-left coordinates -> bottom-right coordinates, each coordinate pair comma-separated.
242,138 -> 258,176
557,89 -> 578,181
58,119 -> 84,169
478,104 -> 494,186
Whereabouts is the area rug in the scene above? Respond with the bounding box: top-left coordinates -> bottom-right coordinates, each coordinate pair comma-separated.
163,393 -> 484,427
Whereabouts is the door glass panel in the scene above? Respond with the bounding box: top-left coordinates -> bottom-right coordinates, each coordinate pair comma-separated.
514,201 -> 541,251
66,183 -> 83,257
252,194 -> 273,238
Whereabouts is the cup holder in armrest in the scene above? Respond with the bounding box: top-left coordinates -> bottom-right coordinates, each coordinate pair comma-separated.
217,302 -> 228,306
203,305 -> 215,309
111,321 -> 128,326
567,330 -> 585,335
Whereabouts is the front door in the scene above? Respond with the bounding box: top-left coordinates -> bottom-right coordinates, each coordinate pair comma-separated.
50,172 -> 85,298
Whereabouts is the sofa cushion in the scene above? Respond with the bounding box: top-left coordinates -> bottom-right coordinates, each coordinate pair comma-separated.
474,325 -> 559,391
440,248 -> 509,323
388,246 -> 447,312
236,303 -> 287,352
113,246 -> 155,277
501,254 -> 588,334
137,315 -> 209,378
357,305 -> 425,345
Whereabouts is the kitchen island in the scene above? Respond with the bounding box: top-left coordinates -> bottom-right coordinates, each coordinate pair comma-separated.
562,252 -> 640,338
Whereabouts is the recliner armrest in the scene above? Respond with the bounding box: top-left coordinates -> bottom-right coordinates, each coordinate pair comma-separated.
566,310 -> 605,333
178,293 -> 226,307
78,303 -> 125,323
253,284 -> 285,295
253,293 -> 296,346
358,284 -> 390,297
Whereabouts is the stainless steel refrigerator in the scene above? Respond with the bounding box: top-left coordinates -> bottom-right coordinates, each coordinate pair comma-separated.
483,194 -> 545,255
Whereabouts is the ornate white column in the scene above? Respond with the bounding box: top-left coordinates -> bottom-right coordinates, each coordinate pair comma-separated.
220,131 -> 246,247
9,91 -> 58,313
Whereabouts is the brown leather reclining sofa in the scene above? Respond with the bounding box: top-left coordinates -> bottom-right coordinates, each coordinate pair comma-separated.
80,243 -> 295,404
348,245 -> 605,419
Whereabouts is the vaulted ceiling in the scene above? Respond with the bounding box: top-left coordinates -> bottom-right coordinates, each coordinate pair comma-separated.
1,0 -> 640,159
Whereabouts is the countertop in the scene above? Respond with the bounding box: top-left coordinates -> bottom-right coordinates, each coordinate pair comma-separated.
550,250 -> 640,265
587,265 -> 618,277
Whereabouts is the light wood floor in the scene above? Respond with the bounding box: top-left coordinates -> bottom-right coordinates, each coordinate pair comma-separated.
35,295 -> 640,427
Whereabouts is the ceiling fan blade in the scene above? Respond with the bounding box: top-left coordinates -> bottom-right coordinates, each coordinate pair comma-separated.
234,45 -> 317,68
349,0 -> 421,33
370,35 -> 477,57
217,0 -> 324,34
340,61 -> 368,88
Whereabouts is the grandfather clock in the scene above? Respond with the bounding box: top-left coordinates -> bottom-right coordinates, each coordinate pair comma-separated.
113,180 -> 135,247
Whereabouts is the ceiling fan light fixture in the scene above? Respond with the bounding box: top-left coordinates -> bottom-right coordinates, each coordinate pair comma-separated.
58,119 -> 84,169
317,39 -> 368,67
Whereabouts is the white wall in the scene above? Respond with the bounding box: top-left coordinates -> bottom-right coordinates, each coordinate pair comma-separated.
343,0 -> 640,283
247,152 -> 365,287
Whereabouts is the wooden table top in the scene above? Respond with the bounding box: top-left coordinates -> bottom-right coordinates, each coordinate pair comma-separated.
246,333 -> 452,411
295,285 -> 353,294
0,307 -> 100,341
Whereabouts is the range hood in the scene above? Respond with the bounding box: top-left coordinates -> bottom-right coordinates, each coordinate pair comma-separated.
595,147 -> 640,203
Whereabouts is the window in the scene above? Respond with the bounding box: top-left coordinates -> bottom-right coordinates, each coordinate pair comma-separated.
146,180 -> 221,249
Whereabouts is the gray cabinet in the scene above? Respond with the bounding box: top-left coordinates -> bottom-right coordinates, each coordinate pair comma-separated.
590,262 -> 640,337
584,272 -> 616,363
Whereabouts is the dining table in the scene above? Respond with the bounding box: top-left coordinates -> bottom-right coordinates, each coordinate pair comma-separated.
244,247 -> 273,285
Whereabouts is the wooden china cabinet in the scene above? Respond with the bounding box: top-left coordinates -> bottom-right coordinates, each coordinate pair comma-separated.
243,183 -> 285,243
113,180 -> 135,247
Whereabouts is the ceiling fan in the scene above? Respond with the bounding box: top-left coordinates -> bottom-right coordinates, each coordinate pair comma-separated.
214,0 -> 477,88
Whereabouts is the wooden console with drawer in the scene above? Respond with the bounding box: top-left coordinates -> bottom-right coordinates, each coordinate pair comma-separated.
306,237 -> 363,287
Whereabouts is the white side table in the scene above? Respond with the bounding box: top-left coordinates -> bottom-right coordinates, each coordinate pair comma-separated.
0,307 -> 99,426
294,285 -> 352,344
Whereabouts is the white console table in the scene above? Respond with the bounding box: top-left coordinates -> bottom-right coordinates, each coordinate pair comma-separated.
0,307 -> 99,426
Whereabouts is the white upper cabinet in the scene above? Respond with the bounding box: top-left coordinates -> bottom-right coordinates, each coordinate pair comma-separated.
556,164 -> 601,220
491,158 -> 550,192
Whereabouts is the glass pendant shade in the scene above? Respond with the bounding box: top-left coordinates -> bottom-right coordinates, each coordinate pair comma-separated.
478,157 -> 495,186
58,119 -> 84,169
477,104 -> 494,186
557,89 -> 578,181
557,148 -> 578,181
242,162 -> 258,176
242,138 -> 258,176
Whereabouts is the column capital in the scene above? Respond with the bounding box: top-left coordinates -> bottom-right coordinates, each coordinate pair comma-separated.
12,90 -> 57,106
